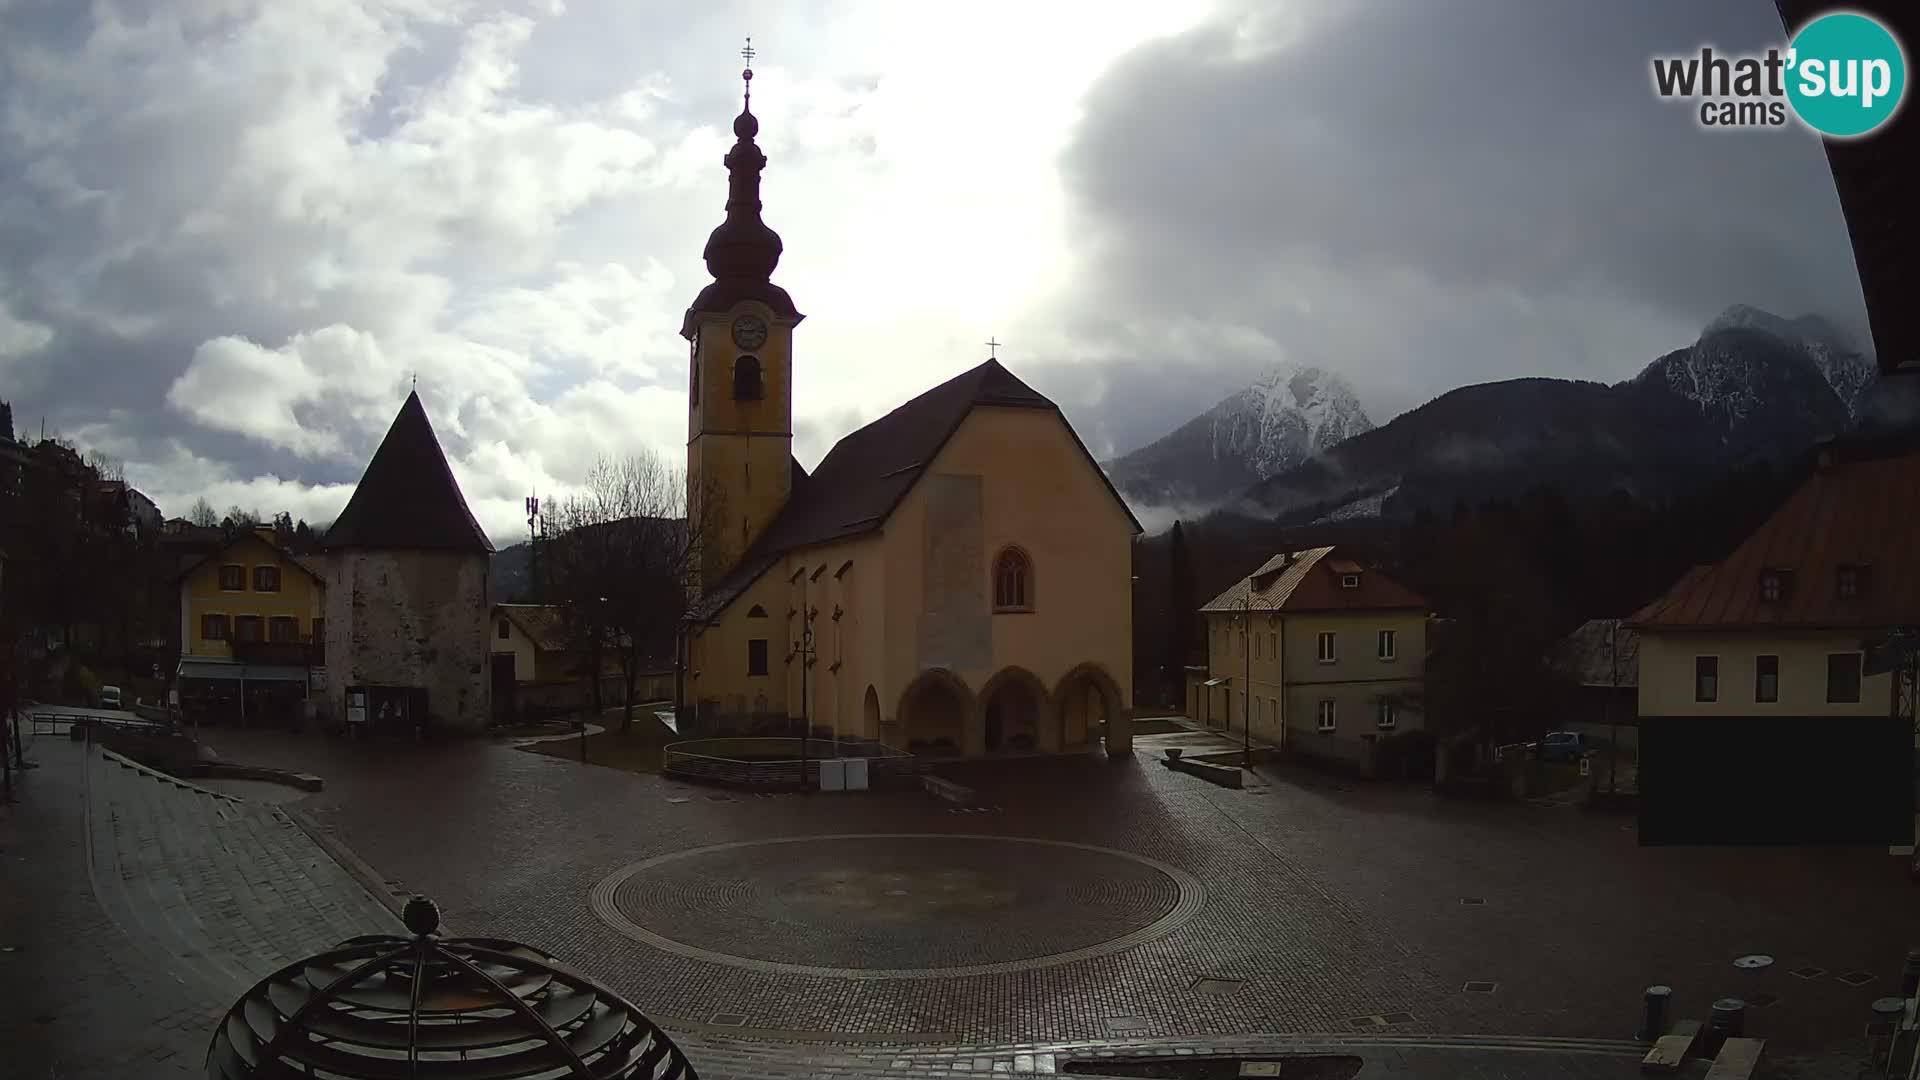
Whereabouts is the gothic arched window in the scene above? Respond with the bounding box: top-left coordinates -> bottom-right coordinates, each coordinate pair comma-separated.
733,355 -> 763,401
992,546 -> 1033,612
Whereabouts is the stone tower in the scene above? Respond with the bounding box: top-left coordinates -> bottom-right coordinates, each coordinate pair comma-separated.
320,391 -> 494,735
682,57 -> 804,596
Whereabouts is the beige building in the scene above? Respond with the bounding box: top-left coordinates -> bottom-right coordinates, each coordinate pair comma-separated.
1631,448 -> 1917,740
676,76 -> 1140,758
1194,548 -> 1429,770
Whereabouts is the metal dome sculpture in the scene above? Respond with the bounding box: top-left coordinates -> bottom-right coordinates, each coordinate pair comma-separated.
206,896 -> 697,1079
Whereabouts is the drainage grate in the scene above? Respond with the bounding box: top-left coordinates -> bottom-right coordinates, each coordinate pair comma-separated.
1733,954 -> 1774,970
707,1012 -> 747,1026
1345,1015 -> 1387,1029
1790,966 -> 1827,980
1747,993 -> 1779,1009
1102,1016 -> 1150,1033
1462,981 -> 1499,994
1380,1011 -> 1417,1024
1188,977 -> 1246,996
1838,971 -> 1876,987
1237,1064 -> 1282,1078
1459,897 -> 1486,906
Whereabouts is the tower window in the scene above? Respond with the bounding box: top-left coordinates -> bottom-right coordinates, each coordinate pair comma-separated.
992,546 -> 1033,612
733,355 -> 763,401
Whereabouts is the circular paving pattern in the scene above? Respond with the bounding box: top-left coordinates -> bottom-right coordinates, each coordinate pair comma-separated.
589,834 -> 1206,979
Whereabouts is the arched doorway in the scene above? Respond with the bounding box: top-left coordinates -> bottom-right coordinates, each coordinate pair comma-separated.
897,669 -> 973,757
1053,662 -> 1128,755
863,685 -> 883,741
979,667 -> 1049,753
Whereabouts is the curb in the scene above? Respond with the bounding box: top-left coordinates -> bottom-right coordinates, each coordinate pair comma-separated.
280,805 -> 411,930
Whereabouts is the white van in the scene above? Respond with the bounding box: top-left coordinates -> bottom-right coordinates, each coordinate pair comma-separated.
100,685 -> 122,709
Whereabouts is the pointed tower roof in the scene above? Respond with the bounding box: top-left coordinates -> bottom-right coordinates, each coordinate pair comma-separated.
681,43 -> 803,339
322,392 -> 493,553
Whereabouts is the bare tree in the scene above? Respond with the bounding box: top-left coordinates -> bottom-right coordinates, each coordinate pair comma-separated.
187,497 -> 220,527
83,450 -> 124,482
224,505 -> 261,528
547,452 -> 717,734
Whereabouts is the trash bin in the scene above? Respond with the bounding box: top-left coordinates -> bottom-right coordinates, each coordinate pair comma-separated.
818,758 -> 846,792
844,758 -> 870,791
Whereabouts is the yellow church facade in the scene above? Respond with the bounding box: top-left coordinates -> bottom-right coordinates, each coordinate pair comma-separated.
675,68 -> 1138,758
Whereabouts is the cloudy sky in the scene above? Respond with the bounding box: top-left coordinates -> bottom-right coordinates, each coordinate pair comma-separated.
0,0 -> 1869,543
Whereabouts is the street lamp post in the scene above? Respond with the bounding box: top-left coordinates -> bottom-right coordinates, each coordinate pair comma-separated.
1241,591 -> 1253,770
791,571 -> 817,792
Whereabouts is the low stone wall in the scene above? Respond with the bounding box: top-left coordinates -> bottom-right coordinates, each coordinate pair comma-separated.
662,737 -> 916,789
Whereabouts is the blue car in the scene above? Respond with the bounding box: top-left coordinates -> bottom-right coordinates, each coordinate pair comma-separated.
1536,731 -> 1593,764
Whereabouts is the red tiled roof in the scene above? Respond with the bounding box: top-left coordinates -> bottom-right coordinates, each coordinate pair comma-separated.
1201,546 -> 1427,614
1630,451 -> 1920,630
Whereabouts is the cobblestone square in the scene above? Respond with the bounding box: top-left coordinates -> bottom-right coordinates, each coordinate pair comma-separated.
6,724 -> 1910,1079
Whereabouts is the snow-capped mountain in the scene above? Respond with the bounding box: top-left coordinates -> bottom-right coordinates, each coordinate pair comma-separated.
1103,363 -> 1374,513
1698,304 -> 1877,415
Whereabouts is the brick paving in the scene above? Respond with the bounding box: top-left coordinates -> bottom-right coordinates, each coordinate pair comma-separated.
6,721 -> 1905,1078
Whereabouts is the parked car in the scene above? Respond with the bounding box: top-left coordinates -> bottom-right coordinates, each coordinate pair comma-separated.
1535,731 -> 1592,763
99,685 -> 122,709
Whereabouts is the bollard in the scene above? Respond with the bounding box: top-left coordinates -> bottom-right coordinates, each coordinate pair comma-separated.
1637,985 -> 1673,1042
1703,998 -> 1745,1057
1869,997 -> 1906,1070
1902,948 -> 1920,999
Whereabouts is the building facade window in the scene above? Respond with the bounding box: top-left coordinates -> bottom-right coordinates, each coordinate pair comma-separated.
1269,631 -> 1277,658
1694,656 -> 1719,702
1340,573 -> 1360,589
1253,633 -> 1261,660
1377,629 -> 1396,660
1836,564 -> 1862,600
202,613 -> 229,641
733,355 -> 764,400
1317,631 -> 1336,663
1316,699 -> 1336,732
219,564 -> 246,591
1826,652 -> 1862,703
498,619 -> 510,640
253,565 -> 281,592
1376,699 -> 1396,730
234,615 -> 263,643
1755,654 -> 1779,703
747,638 -> 769,677
268,616 -> 298,643
993,547 -> 1033,612
1759,571 -> 1781,602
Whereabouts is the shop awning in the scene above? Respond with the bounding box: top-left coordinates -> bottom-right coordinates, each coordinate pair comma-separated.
176,659 -> 312,684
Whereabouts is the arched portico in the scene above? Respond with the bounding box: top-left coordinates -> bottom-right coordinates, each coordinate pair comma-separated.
862,685 -> 882,741
896,668 -> 975,758
1053,662 -> 1129,755
977,666 -> 1054,754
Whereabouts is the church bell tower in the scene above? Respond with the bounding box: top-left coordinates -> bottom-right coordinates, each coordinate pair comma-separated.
683,40 -> 804,594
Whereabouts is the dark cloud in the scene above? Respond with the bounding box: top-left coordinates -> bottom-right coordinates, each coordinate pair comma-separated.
1042,0 -> 1871,454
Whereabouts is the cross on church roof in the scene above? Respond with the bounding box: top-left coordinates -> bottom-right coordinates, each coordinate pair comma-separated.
985,337 -> 1002,359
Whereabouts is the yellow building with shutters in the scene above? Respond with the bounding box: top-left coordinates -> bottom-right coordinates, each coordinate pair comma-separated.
178,527 -> 327,660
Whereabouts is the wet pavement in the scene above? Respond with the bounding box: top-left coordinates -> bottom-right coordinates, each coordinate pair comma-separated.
2,721 -> 1907,1078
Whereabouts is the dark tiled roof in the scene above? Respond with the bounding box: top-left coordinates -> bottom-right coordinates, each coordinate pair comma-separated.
173,532 -> 327,585
1778,1 -> 1917,376
1631,450 -> 1920,629
694,358 -> 1142,619
496,603 -> 573,652
1201,546 -> 1428,614
321,392 -> 493,553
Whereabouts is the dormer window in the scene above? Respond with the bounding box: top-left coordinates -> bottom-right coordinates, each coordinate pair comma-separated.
1836,564 -> 1865,600
1758,569 -> 1792,603
1340,573 -> 1361,589
733,355 -> 764,401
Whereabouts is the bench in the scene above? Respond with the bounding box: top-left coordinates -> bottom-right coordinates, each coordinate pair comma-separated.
1641,1019 -> 1701,1073
922,775 -> 975,804
1703,1037 -> 1765,1079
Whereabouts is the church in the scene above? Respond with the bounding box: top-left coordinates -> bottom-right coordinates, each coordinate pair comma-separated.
677,61 -> 1139,758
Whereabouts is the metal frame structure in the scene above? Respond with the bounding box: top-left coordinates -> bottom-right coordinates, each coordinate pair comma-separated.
205,897 -> 697,1080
